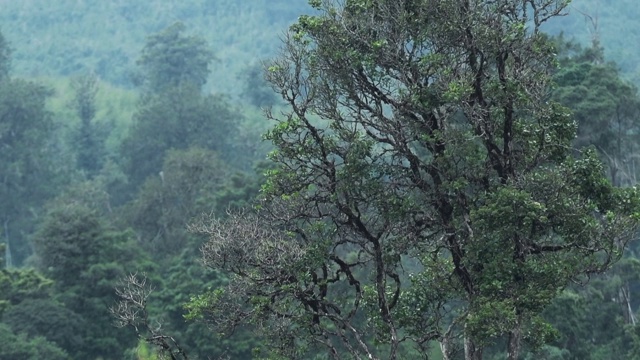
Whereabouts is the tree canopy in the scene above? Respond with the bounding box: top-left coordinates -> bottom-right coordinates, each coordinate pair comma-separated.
189,1 -> 640,359
553,40 -> 640,187
136,22 -> 214,93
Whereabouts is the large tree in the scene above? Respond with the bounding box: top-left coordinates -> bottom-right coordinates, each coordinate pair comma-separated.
121,23 -> 238,191
70,72 -> 108,178
190,1 -> 640,360
0,78 -> 55,265
135,22 -> 214,93
31,201 -> 148,359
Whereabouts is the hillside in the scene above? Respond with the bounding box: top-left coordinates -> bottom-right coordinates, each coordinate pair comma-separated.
0,0 -> 311,95
1,0 -> 637,93
545,0 -> 640,81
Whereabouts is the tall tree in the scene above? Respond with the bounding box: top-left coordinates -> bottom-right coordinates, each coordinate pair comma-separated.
70,72 -> 108,177
0,77 -> 55,264
121,24 -> 237,191
0,30 -> 72,265
190,1 -> 640,359
135,22 -> 214,93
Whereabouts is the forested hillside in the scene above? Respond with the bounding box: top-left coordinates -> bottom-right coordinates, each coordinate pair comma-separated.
0,0 -> 310,94
1,0 -> 638,92
544,0 -> 640,83
1,1 -> 640,359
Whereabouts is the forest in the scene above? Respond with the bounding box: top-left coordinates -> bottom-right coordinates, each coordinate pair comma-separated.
1,0 -> 640,359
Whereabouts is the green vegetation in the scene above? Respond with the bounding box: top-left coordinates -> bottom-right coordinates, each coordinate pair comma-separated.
0,16 -> 266,359
187,1 -> 640,359
1,1 -> 640,359
544,0 -> 640,84
0,0 -> 312,95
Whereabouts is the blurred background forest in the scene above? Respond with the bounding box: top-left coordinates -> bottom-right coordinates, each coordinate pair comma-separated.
1,0 -> 640,359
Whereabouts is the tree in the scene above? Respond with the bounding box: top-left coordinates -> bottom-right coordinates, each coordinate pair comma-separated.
0,78 -> 55,264
0,30 -> 69,266
0,323 -> 68,360
125,147 -> 232,258
135,22 -> 214,93
32,201 -> 149,359
121,23 -> 238,190
70,72 -> 108,178
189,1 -> 640,360
111,273 -> 190,360
238,62 -> 279,108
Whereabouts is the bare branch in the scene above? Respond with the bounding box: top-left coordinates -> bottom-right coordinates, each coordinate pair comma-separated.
111,273 -> 190,360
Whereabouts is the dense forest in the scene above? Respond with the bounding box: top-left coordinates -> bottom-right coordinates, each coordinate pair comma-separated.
2,1 -> 640,359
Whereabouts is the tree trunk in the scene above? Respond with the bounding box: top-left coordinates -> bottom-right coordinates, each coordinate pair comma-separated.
464,335 -> 483,360
440,337 -> 451,360
507,319 -> 522,360
440,345 -> 450,360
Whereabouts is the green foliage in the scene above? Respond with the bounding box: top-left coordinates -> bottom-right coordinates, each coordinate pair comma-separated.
32,203 -> 107,286
0,267 -> 53,317
2,298 -> 85,355
69,73 -> 109,177
0,76 -> 57,264
125,147 -> 232,257
121,84 -> 238,189
136,22 -> 213,92
195,1 -> 640,359
0,323 -> 69,360
553,40 -> 640,186
31,202 -> 148,359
